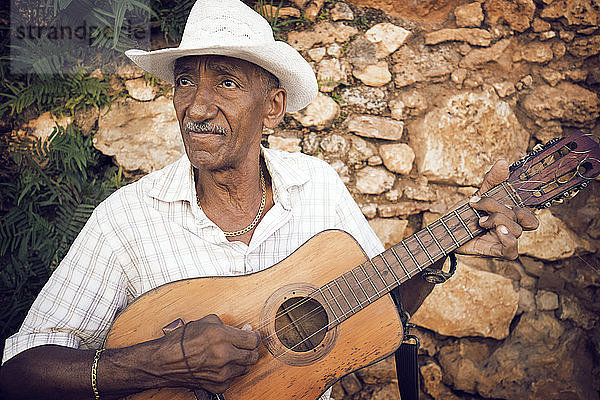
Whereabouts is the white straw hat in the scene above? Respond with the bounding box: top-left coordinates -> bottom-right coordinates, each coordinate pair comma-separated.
125,0 -> 318,112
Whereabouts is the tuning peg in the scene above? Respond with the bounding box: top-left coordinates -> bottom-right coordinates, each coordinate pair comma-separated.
533,144 -> 544,152
554,198 -> 564,204
570,190 -> 580,198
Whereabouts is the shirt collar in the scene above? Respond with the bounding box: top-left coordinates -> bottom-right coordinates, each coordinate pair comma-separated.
147,147 -> 309,210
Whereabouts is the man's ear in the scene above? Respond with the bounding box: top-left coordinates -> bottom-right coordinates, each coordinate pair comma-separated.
263,88 -> 287,129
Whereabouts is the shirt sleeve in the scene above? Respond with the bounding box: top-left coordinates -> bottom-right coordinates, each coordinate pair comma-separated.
331,171 -> 385,259
2,209 -> 129,364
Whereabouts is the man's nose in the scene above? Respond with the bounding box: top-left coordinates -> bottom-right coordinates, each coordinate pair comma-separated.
187,86 -> 219,121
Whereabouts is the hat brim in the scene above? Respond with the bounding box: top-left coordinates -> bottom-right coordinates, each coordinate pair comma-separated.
125,41 -> 317,112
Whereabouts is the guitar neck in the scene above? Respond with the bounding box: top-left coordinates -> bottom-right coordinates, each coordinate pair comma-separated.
312,181 -> 523,328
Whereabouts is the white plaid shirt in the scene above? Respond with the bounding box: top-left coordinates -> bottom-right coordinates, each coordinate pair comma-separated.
3,147 -> 384,396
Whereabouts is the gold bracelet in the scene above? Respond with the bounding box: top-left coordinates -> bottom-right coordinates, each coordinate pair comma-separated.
91,348 -> 105,400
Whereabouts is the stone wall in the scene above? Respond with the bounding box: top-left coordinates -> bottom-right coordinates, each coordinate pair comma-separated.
21,0 -> 600,399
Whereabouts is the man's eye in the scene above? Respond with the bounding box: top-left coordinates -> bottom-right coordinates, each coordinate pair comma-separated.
177,77 -> 193,87
220,79 -> 238,89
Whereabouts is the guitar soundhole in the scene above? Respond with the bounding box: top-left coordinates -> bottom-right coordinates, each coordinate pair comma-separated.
274,297 -> 328,352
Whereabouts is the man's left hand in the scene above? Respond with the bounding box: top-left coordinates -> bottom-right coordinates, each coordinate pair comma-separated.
456,160 -> 539,260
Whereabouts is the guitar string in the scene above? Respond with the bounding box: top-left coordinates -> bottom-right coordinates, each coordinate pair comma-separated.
271,190 -> 519,358
260,186 -> 512,351
258,159 -> 589,355
256,145 -> 598,349
257,185 -> 510,343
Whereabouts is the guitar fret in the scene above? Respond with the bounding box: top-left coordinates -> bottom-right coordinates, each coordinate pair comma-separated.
425,225 -> 446,257
454,209 -> 475,239
439,217 -> 461,248
327,283 -> 346,319
402,241 -> 422,272
472,207 -> 482,218
369,259 -> 387,288
334,279 -> 354,313
414,233 -> 435,264
341,273 -> 362,310
379,254 -> 401,285
390,246 -> 411,278
350,269 -> 370,304
502,181 -> 522,207
318,287 -> 339,322
359,264 -> 380,298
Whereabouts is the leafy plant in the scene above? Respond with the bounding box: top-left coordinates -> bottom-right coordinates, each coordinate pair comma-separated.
254,0 -> 305,40
0,124 -> 126,346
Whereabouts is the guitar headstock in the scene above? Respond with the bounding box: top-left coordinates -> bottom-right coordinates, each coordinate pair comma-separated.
508,133 -> 600,209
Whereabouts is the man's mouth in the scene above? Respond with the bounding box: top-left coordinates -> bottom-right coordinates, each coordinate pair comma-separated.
185,121 -> 227,135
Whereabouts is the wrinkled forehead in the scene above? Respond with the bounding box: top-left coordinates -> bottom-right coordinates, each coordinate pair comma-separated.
174,55 -> 262,78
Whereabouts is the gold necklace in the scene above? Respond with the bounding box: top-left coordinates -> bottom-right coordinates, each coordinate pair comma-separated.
198,170 -> 266,237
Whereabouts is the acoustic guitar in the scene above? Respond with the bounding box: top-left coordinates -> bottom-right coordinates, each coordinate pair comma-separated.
104,132 -> 600,400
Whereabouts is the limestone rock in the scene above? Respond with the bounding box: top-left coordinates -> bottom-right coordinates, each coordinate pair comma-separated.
532,17 -> 552,32
345,114 -> 404,141
307,47 -> 326,62
540,67 -> 563,86
519,209 -> 592,261
331,2 -> 354,21
459,38 -> 511,68
558,295 -> 599,330
287,22 -> 358,51
258,5 -> 301,20
345,36 -> 378,66
492,80 -> 517,97
425,28 -> 492,46
116,63 -> 144,80
303,0 -> 324,20
317,58 -> 348,92
402,177 -> 437,201
339,373 -> 362,395
368,218 -> 409,248
355,355 -> 396,384
339,86 -> 387,114
454,2 -> 484,27
94,96 -> 183,172
319,134 -> 348,156
352,61 -> 392,87
125,78 -> 159,101
355,166 -> 395,194
475,312 -> 596,400
377,202 -> 431,218
541,0 -> 600,26
392,44 -> 458,87
365,23 -> 411,58
347,135 -> 376,167
392,90 -> 429,117
421,362 -> 461,400
290,93 -> 340,130
379,143 -> 415,174
484,0 -> 536,32
520,83 -> 600,141
569,34 -> 600,58
536,290 -> 559,310
513,41 -> 554,63
412,261 -> 519,339
408,88 -> 529,186
19,112 -> 72,142
267,136 -> 301,152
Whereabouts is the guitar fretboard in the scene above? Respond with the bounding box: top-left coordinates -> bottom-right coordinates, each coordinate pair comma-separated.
311,181 -> 523,329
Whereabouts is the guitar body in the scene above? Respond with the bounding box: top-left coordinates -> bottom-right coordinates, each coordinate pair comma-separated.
105,230 -> 404,400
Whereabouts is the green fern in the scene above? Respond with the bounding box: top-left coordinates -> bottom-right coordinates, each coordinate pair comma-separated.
0,124 -> 127,345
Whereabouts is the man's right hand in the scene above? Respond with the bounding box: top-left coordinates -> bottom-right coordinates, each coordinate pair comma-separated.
156,314 -> 261,394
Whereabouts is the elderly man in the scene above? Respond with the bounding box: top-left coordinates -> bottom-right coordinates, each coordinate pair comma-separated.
0,0 -> 538,399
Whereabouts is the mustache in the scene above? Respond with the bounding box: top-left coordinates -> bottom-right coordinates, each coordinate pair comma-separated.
184,121 -> 227,135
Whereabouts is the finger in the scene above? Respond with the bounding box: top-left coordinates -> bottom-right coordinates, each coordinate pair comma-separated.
513,207 -> 539,231
225,346 -> 260,366
199,314 -> 223,325
477,160 -> 510,195
470,196 -> 516,220
478,213 -> 522,238
495,225 -> 519,259
225,326 -> 261,350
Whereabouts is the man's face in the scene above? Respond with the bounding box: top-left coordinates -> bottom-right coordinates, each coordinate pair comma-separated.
173,55 -> 275,171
